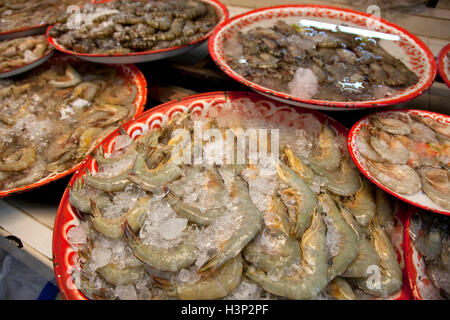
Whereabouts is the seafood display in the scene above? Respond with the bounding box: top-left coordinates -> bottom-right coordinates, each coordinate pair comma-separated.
351,110 -> 450,213
49,0 -> 219,55
409,211 -> 449,299
437,44 -> 450,88
0,0 -> 88,33
0,56 -> 142,194
0,35 -> 52,73
223,20 -> 418,102
62,95 -> 405,300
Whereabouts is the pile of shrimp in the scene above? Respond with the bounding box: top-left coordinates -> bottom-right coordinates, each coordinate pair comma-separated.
223,20 -> 418,102
0,58 -> 137,191
409,211 -> 449,300
356,112 -> 450,210
0,35 -> 52,73
67,100 -> 403,300
49,0 -> 219,55
0,0 -> 89,32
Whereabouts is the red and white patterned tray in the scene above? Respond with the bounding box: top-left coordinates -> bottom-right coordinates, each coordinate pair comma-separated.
47,0 -> 229,64
348,109 -> 450,216
0,55 -> 147,197
209,5 -> 436,111
53,91 -> 411,300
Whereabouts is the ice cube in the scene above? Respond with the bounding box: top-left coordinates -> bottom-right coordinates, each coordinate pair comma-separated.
178,269 -> 190,282
91,247 -> 112,269
225,280 -> 262,300
115,285 -> 138,300
157,218 -> 188,240
71,98 -> 90,109
67,223 -> 88,246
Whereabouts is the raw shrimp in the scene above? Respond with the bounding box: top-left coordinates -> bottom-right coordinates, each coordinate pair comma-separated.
81,104 -> 130,128
329,277 -> 357,300
164,165 -> 227,226
90,197 -> 149,239
369,115 -> 411,135
198,174 -> 263,273
342,179 -> 376,227
366,160 -> 422,195
418,167 -> 450,210
310,125 -> 342,172
9,160 -> 47,188
395,135 -> 440,168
369,130 -> 410,165
244,212 -> 328,300
49,65 -> 82,88
96,263 -> 144,286
312,158 -> 361,197
128,142 -> 182,192
71,82 -> 99,102
164,189 -> 224,226
76,127 -> 102,158
336,202 -> 380,278
84,166 -> 132,192
354,217 -> 403,297
69,177 -> 111,214
122,220 -> 197,272
375,189 -> 394,235
45,132 -> 76,163
277,162 -> 318,239
93,128 -> 139,166
356,127 -> 383,162
205,165 -> 227,205
283,145 -> 315,185
320,193 -> 359,280
413,115 -> 450,139
408,119 -> 438,144
269,188 -> 292,236
243,229 -> 301,276
244,189 -> 301,275
0,145 -> 36,171
154,255 -> 243,300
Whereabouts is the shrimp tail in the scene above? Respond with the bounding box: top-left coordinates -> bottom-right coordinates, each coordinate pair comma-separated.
122,219 -> 138,243
152,276 -> 174,291
90,199 -> 101,218
198,253 -> 224,274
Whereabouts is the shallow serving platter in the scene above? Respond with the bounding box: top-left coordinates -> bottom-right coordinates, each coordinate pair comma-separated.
437,43 -> 450,88
0,55 -> 147,197
0,48 -> 54,79
0,25 -> 48,41
47,0 -> 229,64
209,5 -> 436,111
53,91 -> 411,300
348,109 -> 450,216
